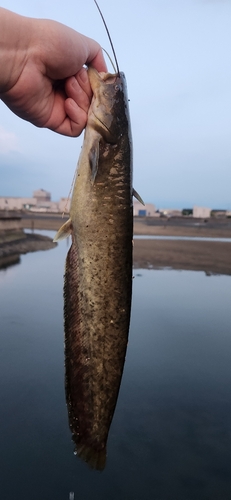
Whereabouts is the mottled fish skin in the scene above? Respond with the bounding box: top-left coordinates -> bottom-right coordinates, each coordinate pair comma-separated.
58,68 -> 133,470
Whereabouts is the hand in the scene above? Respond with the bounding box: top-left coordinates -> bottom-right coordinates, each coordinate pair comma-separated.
0,8 -> 107,136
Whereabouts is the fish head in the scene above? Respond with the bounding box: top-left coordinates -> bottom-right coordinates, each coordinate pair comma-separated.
88,68 -> 129,143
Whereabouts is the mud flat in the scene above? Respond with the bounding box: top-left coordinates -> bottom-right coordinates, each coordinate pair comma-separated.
133,239 -> 231,275
0,233 -> 57,269
134,217 -> 231,239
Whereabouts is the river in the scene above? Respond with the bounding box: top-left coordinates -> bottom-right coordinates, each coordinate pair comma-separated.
0,232 -> 231,500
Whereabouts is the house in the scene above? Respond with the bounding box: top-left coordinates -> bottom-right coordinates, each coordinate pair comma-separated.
133,201 -> 156,217
193,206 -> 211,218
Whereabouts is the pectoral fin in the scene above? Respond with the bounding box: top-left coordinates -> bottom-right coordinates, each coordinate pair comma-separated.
89,138 -> 100,185
53,218 -> 72,242
133,188 -> 145,206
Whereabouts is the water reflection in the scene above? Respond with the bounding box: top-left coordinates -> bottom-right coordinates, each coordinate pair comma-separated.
0,237 -> 231,499
0,253 -> 20,271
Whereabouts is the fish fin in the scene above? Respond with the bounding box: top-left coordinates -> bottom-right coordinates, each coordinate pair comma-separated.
53,218 -> 72,242
75,443 -> 106,471
89,138 -> 100,184
133,188 -> 145,206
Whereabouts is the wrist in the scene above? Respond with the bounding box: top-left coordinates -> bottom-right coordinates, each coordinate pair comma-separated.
0,8 -> 36,94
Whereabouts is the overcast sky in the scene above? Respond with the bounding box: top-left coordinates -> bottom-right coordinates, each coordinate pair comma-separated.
0,0 -> 230,209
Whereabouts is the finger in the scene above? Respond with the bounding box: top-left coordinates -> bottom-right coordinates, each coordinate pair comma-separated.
86,45 -> 107,73
76,67 -> 92,100
65,69 -> 91,114
65,98 -> 87,135
51,98 -> 87,137
41,86 -> 86,137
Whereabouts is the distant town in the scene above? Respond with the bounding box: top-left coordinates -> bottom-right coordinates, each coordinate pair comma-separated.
0,188 -> 230,219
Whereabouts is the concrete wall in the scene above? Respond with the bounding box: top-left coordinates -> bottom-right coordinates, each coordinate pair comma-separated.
0,218 -> 22,232
0,216 -> 23,239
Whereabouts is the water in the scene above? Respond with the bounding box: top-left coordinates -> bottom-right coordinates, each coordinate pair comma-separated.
0,234 -> 231,500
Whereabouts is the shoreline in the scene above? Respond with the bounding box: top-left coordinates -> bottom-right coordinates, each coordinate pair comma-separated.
0,233 -> 57,269
18,213 -> 231,239
133,239 -> 231,275
1,215 -> 231,275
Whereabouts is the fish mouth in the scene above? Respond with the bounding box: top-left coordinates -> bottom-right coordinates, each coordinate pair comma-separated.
88,67 -> 118,89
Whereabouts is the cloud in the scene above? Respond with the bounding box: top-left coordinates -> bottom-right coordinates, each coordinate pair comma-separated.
0,126 -> 20,154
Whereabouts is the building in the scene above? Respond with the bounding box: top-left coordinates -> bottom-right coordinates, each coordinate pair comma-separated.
182,208 -> 193,216
33,189 -> 51,204
193,206 -> 211,218
0,189 -> 58,212
133,201 -> 156,217
211,209 -> 227,218
159,208 -> 182,217
0,197 -> 36,211
32,189 -> 59,211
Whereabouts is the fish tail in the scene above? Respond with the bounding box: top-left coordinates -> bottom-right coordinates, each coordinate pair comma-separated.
75,444 -> 106,471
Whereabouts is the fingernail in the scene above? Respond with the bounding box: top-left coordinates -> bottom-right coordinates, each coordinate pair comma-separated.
69,98 -> 78,109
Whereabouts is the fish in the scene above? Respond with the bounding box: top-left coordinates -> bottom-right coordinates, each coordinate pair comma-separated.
54,65 -> 134,470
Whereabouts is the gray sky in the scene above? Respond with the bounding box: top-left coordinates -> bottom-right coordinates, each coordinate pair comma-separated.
0,0 -> 230,209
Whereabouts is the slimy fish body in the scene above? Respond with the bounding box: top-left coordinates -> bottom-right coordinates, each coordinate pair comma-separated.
55,67 -> 133,470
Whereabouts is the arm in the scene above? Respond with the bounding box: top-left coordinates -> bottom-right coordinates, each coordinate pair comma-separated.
0,7 -> 107,136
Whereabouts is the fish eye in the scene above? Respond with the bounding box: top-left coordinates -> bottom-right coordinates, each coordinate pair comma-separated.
114,84 -> 120,91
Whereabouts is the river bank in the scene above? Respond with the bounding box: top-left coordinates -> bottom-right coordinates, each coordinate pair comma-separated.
132,218 -> 231,275
2,231 -> 230,275
1,212 -> 231,275
133,239 -> 231,275
0,233 -> 57,269
18,212 -> 231,238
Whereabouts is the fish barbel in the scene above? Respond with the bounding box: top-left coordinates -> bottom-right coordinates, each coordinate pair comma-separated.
54,67 -> 133,470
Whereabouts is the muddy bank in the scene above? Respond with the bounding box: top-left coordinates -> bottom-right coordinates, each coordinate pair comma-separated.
134,219 -> 231,239
2,213 -> 231,275
0,233 -> 57,268
0,254 -> 21,270
133,239 -> 231,275
20,213 -> 231,239
134,223 -> 231,239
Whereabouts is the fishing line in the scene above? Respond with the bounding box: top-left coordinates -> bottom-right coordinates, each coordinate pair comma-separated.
62,165 -> 78,217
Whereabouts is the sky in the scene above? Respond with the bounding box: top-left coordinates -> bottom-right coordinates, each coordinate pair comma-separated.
0,0 -> 231,209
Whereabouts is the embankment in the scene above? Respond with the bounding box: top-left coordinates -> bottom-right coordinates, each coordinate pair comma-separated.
1,212 -> 231,275
0,212 -> 57,269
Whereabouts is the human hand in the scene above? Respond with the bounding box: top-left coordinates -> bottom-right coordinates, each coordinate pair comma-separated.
0,8 -> 107,136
